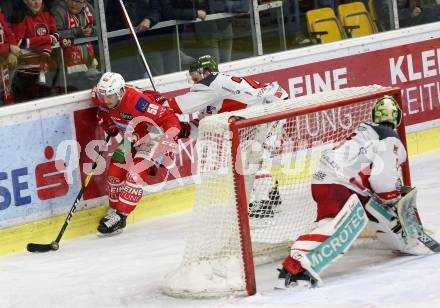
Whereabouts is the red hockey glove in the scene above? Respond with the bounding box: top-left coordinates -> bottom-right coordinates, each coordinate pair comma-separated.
97,112 -> 119,137
105,124 -> 119,137
178,122 -> 191,139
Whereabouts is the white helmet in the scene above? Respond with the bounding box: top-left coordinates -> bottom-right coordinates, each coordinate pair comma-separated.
96,72 -> 125,99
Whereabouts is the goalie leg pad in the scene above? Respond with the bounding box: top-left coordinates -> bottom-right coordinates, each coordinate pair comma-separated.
395,187 -> 437,254
396,187 -> 421,239
365,198 -> 405,251
365,192 -> 430,255
288,194 -> 368,284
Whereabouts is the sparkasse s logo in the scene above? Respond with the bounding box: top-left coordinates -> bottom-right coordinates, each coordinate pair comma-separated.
0,145 -> 69,210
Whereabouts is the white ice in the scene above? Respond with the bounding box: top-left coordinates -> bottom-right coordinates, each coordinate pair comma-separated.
1,150 -> 440,308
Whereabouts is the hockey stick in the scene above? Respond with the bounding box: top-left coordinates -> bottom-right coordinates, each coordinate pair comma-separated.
26,135 -> 112,253
349,177 -> 440,253
117,0 -> 157,91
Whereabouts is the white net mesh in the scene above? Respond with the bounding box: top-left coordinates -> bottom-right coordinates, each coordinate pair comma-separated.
162,85 -> 392,298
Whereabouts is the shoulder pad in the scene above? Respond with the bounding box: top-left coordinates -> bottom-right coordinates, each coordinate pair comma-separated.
364,122 -> 400,140
198,73 -> 218,87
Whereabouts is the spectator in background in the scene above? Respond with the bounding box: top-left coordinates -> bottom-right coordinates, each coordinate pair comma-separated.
376,0 -> 439,30
105,0 -> 161,32
105,0 -> 196,77
0,7 -> 21,105
283,0 -> 313,47
104,0 -> 166,79
11,0 -> 60,102
192,0 -> 248,63
160,0 -> 206,21
51,0 -> 100,91
153,0 -> 203,74
1,2 -> 14,22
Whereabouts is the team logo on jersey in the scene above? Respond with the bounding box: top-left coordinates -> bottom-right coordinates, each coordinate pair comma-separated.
134,98 -> 149,113
119,112 -> 134,120
35,23 -> 49,37
147,104 -> 159,115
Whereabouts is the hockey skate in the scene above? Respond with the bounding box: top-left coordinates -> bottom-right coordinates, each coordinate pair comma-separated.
275,267 -> 318,289
97,210 -> 127,236
99,208 -> 116,225
248,181 -> 281,219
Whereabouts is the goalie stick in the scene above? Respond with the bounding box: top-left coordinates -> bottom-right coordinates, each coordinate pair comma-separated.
349,178 -> 440,253
26,135 -> 111,253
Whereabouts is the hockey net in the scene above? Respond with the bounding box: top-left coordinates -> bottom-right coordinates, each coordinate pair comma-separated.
161,85 -> 410,298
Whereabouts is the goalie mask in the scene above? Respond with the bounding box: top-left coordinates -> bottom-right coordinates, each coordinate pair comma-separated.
372,96 -> 402,129
97,72 -> 125,108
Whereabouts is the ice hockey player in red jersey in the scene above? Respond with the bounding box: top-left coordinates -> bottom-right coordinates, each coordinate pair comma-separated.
277,96 -> 428,288
91,72 -> 181,235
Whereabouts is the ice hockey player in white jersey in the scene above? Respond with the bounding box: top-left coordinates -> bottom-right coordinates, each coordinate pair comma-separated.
276,96 -> 430,288
165,55 -> 289,126
163,55 -> 289,211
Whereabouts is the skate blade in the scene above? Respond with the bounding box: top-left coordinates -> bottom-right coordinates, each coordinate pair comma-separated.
274,279 -> 316,290
97,229 -> 124,238
274,279 -> 297,290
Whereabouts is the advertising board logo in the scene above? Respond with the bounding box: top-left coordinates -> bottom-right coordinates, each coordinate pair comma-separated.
0,145 -> 69,210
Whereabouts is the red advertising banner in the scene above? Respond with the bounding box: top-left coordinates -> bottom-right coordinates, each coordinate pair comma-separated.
74,38 -> 440,200
248,38 -> 440,126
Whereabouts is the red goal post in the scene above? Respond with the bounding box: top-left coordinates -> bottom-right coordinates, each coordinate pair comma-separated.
162,85 -> 410,298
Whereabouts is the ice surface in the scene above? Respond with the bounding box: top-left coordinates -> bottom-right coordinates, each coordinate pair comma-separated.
1,150 -> 440,308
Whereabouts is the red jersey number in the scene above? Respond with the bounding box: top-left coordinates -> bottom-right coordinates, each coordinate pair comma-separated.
231,76 -> 265,89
